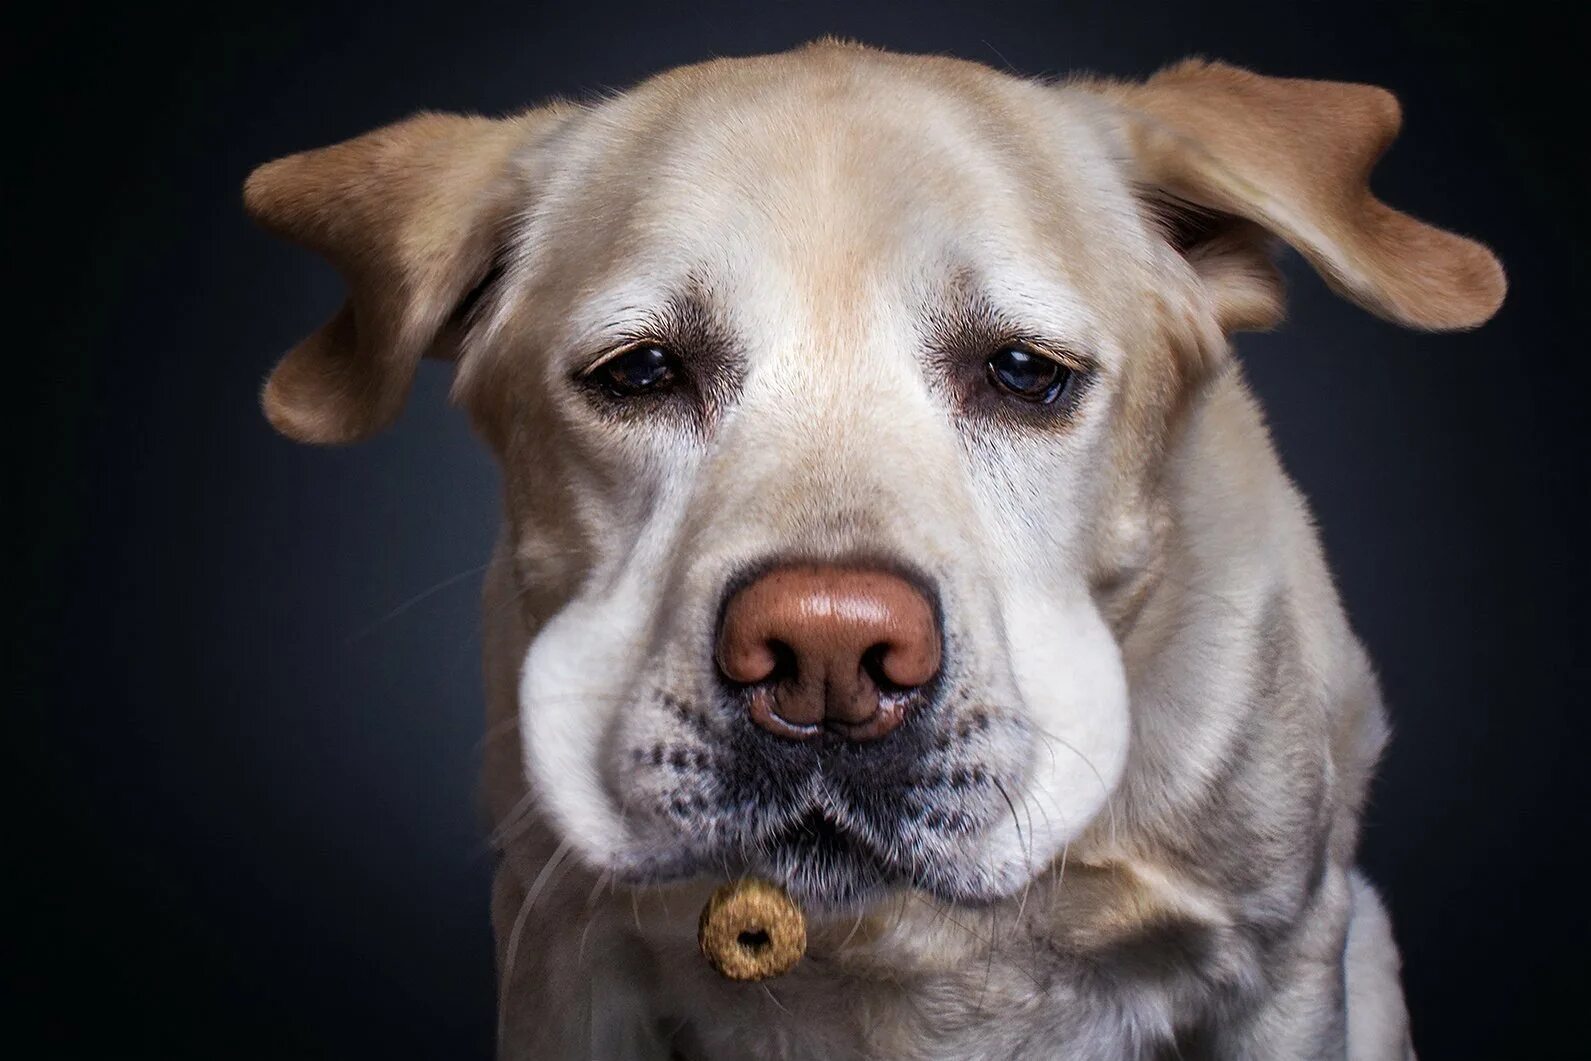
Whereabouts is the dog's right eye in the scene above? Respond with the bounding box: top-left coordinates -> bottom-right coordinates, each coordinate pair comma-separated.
593,344 -> 678,398
986,347 -> 1072,404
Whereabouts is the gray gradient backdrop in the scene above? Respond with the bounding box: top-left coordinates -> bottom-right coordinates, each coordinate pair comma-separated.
16,1 -> 1588,1056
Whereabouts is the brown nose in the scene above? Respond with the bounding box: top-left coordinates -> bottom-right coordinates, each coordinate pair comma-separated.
716,565 -> 940,741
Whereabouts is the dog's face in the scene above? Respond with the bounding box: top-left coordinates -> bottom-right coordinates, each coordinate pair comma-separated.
247,45 -> 1503,910
479,52 -> 1163,908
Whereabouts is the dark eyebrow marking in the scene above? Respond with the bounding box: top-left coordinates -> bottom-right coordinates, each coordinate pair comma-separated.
576,276 -> 746,432
919,274 -> 1098,433
921,277 -> 1096,372
592,285 -> 734,367
654,284 -> 746,422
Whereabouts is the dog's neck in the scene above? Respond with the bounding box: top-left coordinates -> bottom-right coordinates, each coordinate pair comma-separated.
1015,364 -> 1384,984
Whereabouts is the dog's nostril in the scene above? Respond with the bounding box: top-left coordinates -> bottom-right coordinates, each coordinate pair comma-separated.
861,643 -> 903,692
717,637 -> 797,687
865,638 -> 939,692
764,640 -> 799,685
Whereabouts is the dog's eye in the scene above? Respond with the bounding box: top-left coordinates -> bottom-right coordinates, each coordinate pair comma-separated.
595,344 -> 678,397
985,347 -> 1072,404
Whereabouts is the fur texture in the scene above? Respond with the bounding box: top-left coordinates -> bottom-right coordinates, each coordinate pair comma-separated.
247,42 -> 1500,1059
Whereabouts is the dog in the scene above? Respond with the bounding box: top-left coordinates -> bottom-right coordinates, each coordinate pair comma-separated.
246,41 -> 1504,1059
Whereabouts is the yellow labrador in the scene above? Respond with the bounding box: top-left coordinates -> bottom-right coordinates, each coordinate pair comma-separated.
246,41 -> 1503,1060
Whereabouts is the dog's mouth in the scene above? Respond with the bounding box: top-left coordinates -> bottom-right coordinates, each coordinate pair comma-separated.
606,695 -> 1033,910
753,810 -> 893,909
613,802 -> 1000,912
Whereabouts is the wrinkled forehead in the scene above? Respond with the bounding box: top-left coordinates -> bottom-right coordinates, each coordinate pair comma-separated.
511,49 -> 1151,358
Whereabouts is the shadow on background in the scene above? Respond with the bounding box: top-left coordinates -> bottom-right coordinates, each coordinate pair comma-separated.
15,1 -> 1587,1056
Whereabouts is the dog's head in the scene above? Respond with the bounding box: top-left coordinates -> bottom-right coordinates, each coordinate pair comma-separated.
248,44 -> 1502,910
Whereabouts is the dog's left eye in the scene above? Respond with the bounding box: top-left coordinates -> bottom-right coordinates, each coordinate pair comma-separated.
985,347 -> 1072,404
595,344 -> 678,397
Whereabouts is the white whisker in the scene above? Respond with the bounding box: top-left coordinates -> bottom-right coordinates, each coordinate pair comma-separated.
345,563 -> 490,645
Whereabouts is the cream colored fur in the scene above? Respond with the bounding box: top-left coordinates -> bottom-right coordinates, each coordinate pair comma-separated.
246,41 -> 1501,1060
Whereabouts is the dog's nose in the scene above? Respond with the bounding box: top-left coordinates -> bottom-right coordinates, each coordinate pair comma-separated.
716,565 -> 940,741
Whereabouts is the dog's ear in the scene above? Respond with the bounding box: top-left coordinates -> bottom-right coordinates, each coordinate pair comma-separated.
244,109 -> 566,443
1097,60 -> 1505,333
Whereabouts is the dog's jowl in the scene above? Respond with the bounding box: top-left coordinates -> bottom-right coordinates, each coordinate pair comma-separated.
247,42 -> 1504,1060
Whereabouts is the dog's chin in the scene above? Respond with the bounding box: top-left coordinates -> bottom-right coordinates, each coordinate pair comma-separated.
611,814 -> 1018,914
751,812 -> 894,912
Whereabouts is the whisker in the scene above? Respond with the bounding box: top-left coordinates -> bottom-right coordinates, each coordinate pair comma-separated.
498,839 -> 572,1051
760,983 -> 793,1017
1046,838 -> 1073,926
585,869 -> 613,909
910,892 -> 989,949
1013,846 -> 1035,934
908,892 -> 1043,991
345,563 -> 490,645
475,714 -> 520,755
978,904 -> 998,1017
496,882 -> 537,1055
836,907 -> 868,952
524,838 -> 575,912
485,789 -> 540,853
1030,722 -> 1119,847
992,776 -> 1029,868
577,871 -> 613,962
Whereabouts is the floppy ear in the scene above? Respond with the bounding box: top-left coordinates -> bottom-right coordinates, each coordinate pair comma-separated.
1099,60 -> 1505,333
244,108 -> 566,443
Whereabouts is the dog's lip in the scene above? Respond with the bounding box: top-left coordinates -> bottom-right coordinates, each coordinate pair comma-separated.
607,837 -> 1009,911
764,808 -> 859,851
609,810 -> 874,874
770,829 -> 1011,909
751,817 -> 894,910
607,771 -> 1019,905
608,809 -> 995,909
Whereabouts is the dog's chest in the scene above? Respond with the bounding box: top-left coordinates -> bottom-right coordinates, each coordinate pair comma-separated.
651,937 -> 1180,1061
608,863 -> 1247,1060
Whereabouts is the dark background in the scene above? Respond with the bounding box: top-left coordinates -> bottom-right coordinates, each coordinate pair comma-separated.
14,1 -> 1587,1056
